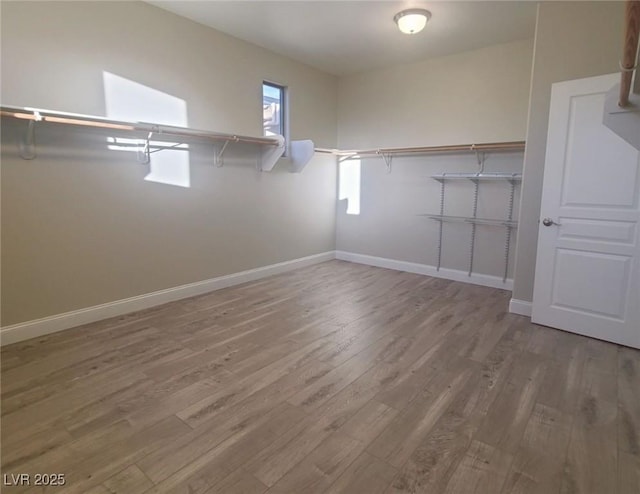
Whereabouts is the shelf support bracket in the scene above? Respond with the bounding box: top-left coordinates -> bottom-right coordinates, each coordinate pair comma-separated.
475,150 -> 486,173
18,111 -> 42,160
377,150 -> 393,173
215,138 -> 236,168
137,131 -> 153,165
258,134 -> 286,171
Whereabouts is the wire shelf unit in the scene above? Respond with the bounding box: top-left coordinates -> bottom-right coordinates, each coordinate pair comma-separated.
427,164 -> 521,283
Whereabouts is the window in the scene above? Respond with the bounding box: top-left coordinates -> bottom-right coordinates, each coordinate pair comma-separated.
263,81 -> 286,138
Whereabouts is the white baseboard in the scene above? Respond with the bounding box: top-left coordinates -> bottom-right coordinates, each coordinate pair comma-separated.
0,251 -> 335,346
509,298 -> 533,317
335,251 -> 513,291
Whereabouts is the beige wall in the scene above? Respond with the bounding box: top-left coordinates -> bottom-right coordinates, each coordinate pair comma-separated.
338,38 -> 534,149
336,39 -> 533,278
512,1 -> 626,303
1,1 -> 338,325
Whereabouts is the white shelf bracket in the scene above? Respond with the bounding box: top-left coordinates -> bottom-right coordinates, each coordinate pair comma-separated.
377,150 -> 393,173
475,150 -> 486,172
137,131 -> 153,165
215,137 -> 236,168
257,134 -> 285,172
18,114 -> 40,160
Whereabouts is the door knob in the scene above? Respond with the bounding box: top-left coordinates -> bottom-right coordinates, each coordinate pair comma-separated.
542,217 -> 560,227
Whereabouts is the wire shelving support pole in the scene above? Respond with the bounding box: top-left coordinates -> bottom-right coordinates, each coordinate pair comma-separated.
467,151 -> 487,276
436,176 -> 445,271
503,179 -> 517,282
468,178 -> 479,277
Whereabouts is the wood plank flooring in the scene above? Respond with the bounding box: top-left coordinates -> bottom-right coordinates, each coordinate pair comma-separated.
1,260 -> 638,493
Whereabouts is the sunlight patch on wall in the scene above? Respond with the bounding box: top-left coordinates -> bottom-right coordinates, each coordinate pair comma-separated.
103,72 -> 190,188
339,159 -> 361,215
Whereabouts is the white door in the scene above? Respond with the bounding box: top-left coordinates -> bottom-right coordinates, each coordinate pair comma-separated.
532,73 -> 640,349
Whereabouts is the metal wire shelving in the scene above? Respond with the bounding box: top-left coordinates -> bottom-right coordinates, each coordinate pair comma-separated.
429,170 -> 521,283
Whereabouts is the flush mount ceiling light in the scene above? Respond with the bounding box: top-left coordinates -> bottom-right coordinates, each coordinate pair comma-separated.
393,8 -> 431,35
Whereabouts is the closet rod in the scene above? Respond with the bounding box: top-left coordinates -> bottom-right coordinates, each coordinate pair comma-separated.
0,106 -> 280,147
315,140 -> 525,157
619,0 -> 640,107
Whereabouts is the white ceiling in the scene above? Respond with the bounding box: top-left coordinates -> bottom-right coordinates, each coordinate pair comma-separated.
148,1 -> 537,76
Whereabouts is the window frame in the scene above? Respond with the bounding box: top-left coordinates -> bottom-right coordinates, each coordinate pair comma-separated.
262,80 -> 288,153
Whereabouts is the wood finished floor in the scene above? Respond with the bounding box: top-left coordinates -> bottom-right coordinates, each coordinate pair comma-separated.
1,260 -> 639,494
